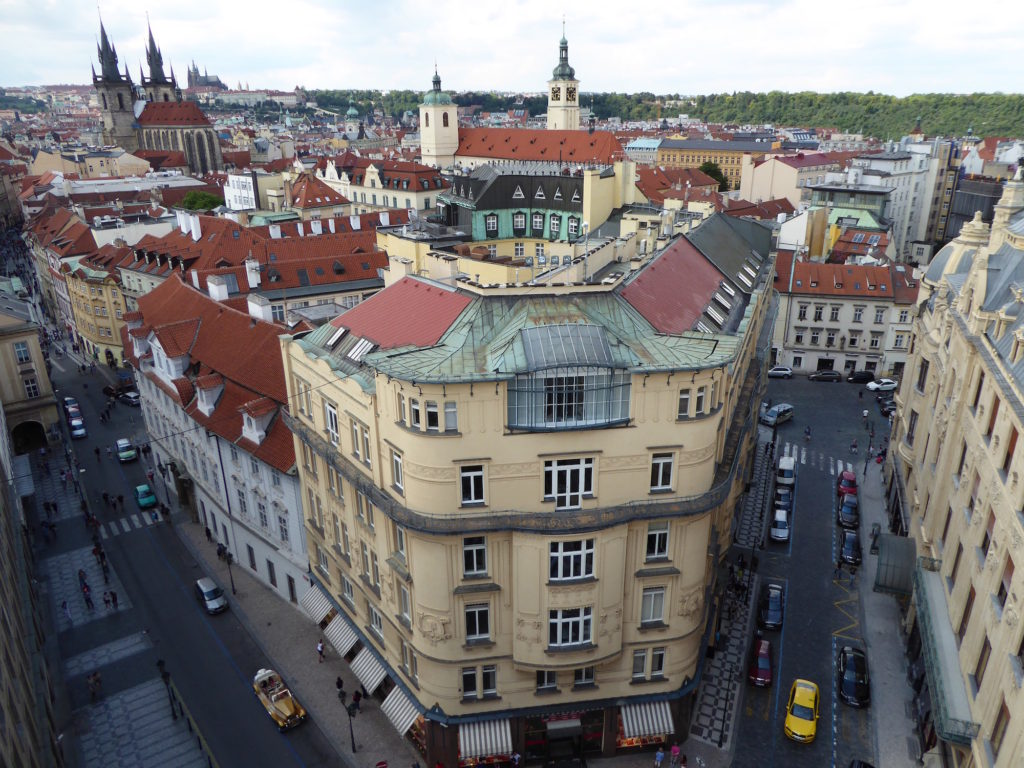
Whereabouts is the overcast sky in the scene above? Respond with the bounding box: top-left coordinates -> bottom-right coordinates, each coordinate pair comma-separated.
1,0 -> 1021,96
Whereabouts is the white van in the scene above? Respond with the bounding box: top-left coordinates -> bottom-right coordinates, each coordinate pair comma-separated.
770,508 -> 790,542
776,456 -> 796,486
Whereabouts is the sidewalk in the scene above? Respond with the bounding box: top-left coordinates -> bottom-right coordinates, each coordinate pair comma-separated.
174,516 -> 424,768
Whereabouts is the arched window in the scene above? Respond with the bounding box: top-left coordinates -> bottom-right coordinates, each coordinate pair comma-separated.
443,112 -> 449,128
424,113 -> 429,128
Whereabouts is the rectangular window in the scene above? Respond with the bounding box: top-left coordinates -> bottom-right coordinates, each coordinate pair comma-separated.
548,607 -> 592,647
460,465 -> 485,505
797,305 -> 807,320
695,386 -> 706,413
874,308 -> 885,324
258,502 -> 268,528
465,603 -> 490,641
397,393 -> 406,424
987,397 -> 1001,436
361,542 -> 370,577
813,305 -> 823,321
341,522 -> 350,557
24,378 -> 39,398
853,307 -> 863,322
810,331 -> 820,346
351,420 -> 362,460
829,306 -> 840,321
278,515 -> 289,543
425,401 -> 439,431
371,552 -> 380,589
444,401 -> 458,431
549,539 -> 595,580
395,524 -> 407,559
794,330 -> 804,345
13,341 -> 30,363
972,374 -> 985,410
998,559 -> 1014,609
536,670 -> 557,691
974,636 -> 992,690
267,560 -> 277,586
651,647 -> 666,677
632,649 -> 647,678
573,666 -> 594,686
646,522 -> 669,560
324,400 -> 339,445
248,545 -> 256,570
916,360 -> 930,393
342,574 -> 354,603
391,450 -> 404,491
992,701 -> 1010,758
1004,427 -> 1018,474
447,537 -> 480,584
462,668 -> 477,699
369,604 -> 383,637
907,410 -> 919,446
532,213 -> 544,231
650,453 -> 673,491
481,665 -> 497,696
641,587 -> 666,625
410,398 -> 421,428
316,544 -> 329,575
237,488 -> 248,517
959,586 -> 976,642
677,389 -> 691,418
544,376 -> 584,422
402,640 -> 418,681
361,426 -> 371,466
543,458 -> 594,510
399,584 -> 411,621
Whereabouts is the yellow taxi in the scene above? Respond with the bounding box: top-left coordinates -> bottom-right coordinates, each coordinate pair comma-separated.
784,678 -> 819,743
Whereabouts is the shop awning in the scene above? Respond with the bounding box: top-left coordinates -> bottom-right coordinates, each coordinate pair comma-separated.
300,585 -> 333,625
381,686 -> 420,735
874,534 -> 916,596
13,454 -> 34,499
323,615 -> 359,657
546,718 -> 582,738
459,718 -> 512,759
350,646 -> 388,693
620,700 -> 673,738
913,559 -> 979,744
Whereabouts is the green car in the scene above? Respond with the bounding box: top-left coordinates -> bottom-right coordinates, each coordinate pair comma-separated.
134,484 -> 157,509
116,438 -> 138,463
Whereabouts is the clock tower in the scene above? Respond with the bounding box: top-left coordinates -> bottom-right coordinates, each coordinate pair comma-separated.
546,23 -> 580,131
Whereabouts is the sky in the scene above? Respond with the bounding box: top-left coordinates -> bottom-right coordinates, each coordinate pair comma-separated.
1,0 -> 1022,96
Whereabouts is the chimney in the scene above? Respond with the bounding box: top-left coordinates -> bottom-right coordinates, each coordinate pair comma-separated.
246,293 -> 273,322
207,274 -> 230,301
268,224 -> 281,239
310,219 -> 322,235
238,210 -> 249,226
328,218 -> 336,233
190,213 -> 202,242
175,209 -> 188,231
284,179 -> 293,208
244,255 -> 261,288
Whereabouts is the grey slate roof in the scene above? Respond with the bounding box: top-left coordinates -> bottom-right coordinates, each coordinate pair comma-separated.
686,215 -> 772,295
981,242 -> 1024,313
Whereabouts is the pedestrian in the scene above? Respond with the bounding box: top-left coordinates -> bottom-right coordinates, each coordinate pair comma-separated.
62,600 -> 72,624
336,676 -> 344,693
862,408 -> 869,424
351,689 -> 361,711
116,494 -> 124,511
317,639 -> 325,663
106,446 -> 112,459
511,751 -> 521,768
850,439 -> 858,454
92,545 -> 102,564
102,562 -> 110,583
670,741 -> 681,768
78,568 -> 88,587
654,746 -> 665,768
94,447 -> 100,462
858,389 -> 863,399
102,591 -> 111,609
204,525 -> 212,542
83,592 -> 94,611
110,590 -> 118,610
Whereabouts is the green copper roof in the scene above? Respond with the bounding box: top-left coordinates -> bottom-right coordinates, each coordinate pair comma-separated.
422,70 -> 452,105
552,34 -> 576,80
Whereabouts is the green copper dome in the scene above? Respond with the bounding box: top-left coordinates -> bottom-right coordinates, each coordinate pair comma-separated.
346,103 -> 359,117
552,33 -> 576,80
422,69 -> 453,105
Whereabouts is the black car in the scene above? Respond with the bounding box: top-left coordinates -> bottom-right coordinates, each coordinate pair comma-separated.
837,494 -> 860,529
808,369 -> 842,382
878,399 -> 896,416
847,370 -> 875,383
837,646 -> 871,707
757,582 -> 785,630
840,529 -> 862,565
774,486 -> 794,512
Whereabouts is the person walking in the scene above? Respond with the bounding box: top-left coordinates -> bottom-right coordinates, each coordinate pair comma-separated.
205,525 -> 212,542
102,591 -> 111,609
83,590 -> 94,611
670,742 -> 681,768
94,446 -> 100,462
351,689 -> 362,711
654,746 -> 665,768
317,639 -> 325,663
117,494 -> 124,511
110,590 -> 118,610
62,600 -> 72,624
850,439 -> 858,454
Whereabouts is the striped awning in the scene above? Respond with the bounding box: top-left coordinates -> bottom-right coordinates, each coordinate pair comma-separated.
459,718 -> 512,759
381,686 -> 420,735
350,646 -> 388,693
300,585 -> 333,625
323,615 -> 359,657
620,700 -> 674,738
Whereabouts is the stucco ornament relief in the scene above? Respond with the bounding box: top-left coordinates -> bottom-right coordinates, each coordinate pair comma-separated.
1005,604 -> 1019,629
677,587 -> 703,618
405,461 -> 456,481
1012,530 -> 1024,552
514,616 -> 542,643
598,608 -> 621,637
488,462 -> 540,478
417,611 -> 451,644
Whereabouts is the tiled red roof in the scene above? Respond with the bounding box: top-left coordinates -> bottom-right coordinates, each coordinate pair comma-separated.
635,167 -> 719,205
456,128 -> 623,164
774,152 -> 838,169
723,197 -> 796,220
620,237 -> 726,333
221,150 -> 251,168
290,173 -> 349,208
241,397 -> 276,417
195,373 -> 223,390
137,101 -> 212,127
778,259 -> 918,303
153,318 -> 201,357
330,276 -> 471,349
134,149 -> 188,170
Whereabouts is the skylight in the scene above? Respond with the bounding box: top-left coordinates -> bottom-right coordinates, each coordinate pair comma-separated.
347,338 -> 376,362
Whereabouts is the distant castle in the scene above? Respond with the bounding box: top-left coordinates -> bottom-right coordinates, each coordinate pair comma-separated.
187,62 -> 227,91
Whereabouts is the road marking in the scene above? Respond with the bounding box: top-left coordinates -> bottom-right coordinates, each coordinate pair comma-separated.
832,595 -> 861,641
130,513 -> 141,528
119,518 -> 131,533
144,514 -> 154,526
100,525 -> 109,540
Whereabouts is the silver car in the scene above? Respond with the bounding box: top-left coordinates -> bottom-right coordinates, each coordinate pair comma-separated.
194,577 -> 228,614
760,403 -> 794,426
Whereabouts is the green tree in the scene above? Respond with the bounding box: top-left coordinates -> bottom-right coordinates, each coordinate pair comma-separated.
179,191 -> 224,211
699,161 -> 730,192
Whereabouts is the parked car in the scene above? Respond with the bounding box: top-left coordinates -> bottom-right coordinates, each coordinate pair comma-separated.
770,508 -> 791,542
837,470 -> 858,497
65,405 -> 82,423
194,577 -> 228,615
878,399 -> 897,416
62,396 -> 79,414
69,417 -> 87,439
840,529 -> 862,565
776,455 -> 796,486
837,646 -> 871,707
118,390 -> 141,406
846,370 -> 875,383
774,486 -> 794,512
760,403 -> 794,426
784,679 -> 820,743
866,378 -> 898,392
758,582 -> 785,630
253,668 -> 307,731
837,494 -> 860,529
767,366 -> 793,379
115,438 -> 138,462
747,636 -> 773,687
134,483 -> 157,509
808,369 -> 842,382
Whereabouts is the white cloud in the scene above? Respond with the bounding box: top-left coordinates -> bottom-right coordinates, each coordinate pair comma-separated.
0,0 -> 1020,95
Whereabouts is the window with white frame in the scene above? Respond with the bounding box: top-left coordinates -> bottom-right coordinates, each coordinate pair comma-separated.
278,515 -> 289,542
650,453 -> 673,491
257,502 -> 268,529
465,603 -> 490,641
24,378 -> 39,398
410,398 -> 421,428
543,458 -> 594,510
391,450 -> 404,492
460,465 -> 485,505
316,544 -> 329,575
371,552 -> 380,589
463,536 -> 487,576
397,393 -> 406,424
13,341 -> 30,363
632,649 -> 647,678
853,307 -> 864,322
402,640 -> 418,681
399,584 -> 411,622
651,647 -> 666,677
342,574 -> 354,604
485,214 -> 498,233
646,522 -> 669,560
324,400 -> 339,445
369,604 -> 383,637
444,401 -> 458,431
573,666 -> 595,687
548,607 -> 592,647
237,488 -> 248,517
695,386 -> 706,413
677,389 -> 691,418
514,242 -> 524,257
536,670 -> 557,691
395,524 -> 406,560
874,307 -> 885,324
361,542 -> 370,578
513,212 -> 526,229
351,420 -> 362,460
549,539 -> 595,580
641,587 -> 666,625
425,401 -> 439,431
532,213 -> 544,231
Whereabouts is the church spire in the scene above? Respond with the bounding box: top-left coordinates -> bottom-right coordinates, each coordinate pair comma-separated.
145,21 -> 167,83
552,22 -> 575,80
96,20 -> 123,82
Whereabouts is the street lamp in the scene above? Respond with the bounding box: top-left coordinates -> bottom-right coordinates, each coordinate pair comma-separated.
345,702 -> 358,752
156,659 -> 176,720
581,221 -> 590,280
225,551 -> 237,595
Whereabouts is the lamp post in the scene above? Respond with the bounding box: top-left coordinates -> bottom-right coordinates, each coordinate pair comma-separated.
225,551 -> 236,595
582,221 -> 590,280
156,659 -> 176,720
345,702 -> 357,752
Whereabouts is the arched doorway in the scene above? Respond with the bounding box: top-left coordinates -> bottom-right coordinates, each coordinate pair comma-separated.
11,420 -> 48,455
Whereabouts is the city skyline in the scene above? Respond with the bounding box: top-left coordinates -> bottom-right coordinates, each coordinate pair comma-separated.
1,0 -> 1022,97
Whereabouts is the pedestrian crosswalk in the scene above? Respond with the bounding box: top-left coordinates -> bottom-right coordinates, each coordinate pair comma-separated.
776,441 -> 858,475
98,513 -> 159,539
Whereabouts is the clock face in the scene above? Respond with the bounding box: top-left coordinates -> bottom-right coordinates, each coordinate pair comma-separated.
566,86 -> 577,102
550,86 -> 561,101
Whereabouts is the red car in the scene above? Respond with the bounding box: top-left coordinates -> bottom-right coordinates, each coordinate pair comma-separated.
748,636 -> 773,687
837,470 -> 858,497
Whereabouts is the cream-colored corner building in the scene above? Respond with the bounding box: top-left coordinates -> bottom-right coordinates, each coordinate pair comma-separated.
64,245 -> 131,367
891,167 -> 1024,767
282,212 -> 774,766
